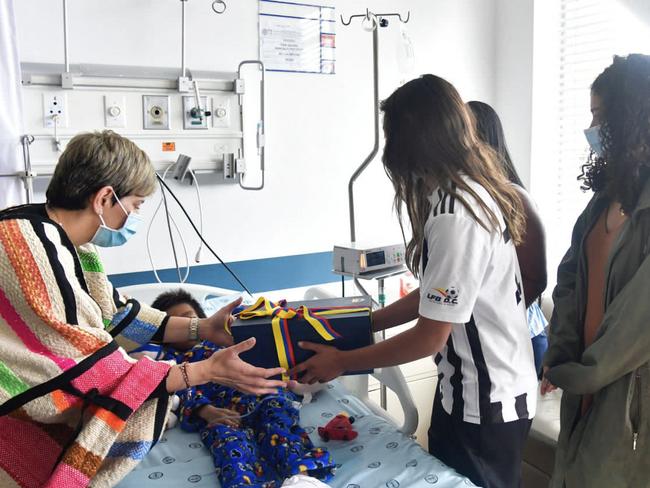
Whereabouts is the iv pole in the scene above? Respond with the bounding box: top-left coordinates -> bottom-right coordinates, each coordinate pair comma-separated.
340,9 -> 410,411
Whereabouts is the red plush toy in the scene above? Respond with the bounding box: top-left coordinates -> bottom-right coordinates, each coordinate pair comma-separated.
318,413 -> 358,442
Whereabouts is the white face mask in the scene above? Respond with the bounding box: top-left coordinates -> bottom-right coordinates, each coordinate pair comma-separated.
584,125 -> 603,158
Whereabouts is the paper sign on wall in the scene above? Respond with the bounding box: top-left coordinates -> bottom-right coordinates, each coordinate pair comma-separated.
259,0 -> 335,74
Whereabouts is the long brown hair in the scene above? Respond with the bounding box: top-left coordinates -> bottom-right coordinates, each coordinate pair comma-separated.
381,74 -> 525,276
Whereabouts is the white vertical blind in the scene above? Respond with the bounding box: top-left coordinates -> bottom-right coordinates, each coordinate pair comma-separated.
543,0 -> 650,278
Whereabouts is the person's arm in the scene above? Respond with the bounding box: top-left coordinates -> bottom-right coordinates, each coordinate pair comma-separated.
160,298 -> 241,346
543,197 -> 595,369
546,248 -> 650,394
293,317 -> 451,383
541,197 -> 596,394
371,289 -> 420,332
514,186 -> 547,307
165,338 -> 286,395
0,219 -> 174,423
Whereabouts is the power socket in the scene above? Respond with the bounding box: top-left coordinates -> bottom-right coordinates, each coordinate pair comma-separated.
43,93 -> 68,128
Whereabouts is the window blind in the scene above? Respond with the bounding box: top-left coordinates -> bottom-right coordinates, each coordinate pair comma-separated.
545,0 -> 650,277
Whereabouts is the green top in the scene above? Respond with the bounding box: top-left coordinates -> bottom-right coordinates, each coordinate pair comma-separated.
545,179 -> 650,487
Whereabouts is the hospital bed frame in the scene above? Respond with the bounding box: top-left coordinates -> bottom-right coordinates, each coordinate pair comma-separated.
120,282 -> 419,437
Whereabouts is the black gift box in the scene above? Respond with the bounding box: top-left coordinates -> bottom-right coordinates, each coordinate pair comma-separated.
231,296 -> 374,377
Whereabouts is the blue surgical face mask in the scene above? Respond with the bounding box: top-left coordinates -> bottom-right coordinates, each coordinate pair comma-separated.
584,125 -> 603,158
91,191 -> 142,247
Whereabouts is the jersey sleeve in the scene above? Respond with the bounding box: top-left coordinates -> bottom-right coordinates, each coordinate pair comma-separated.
418,213 -> 496,324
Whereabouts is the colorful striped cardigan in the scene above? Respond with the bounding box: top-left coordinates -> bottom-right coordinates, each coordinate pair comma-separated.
0,205 -> 173,487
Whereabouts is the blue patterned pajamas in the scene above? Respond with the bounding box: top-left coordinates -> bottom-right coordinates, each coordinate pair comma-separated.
164,342 -> 335,488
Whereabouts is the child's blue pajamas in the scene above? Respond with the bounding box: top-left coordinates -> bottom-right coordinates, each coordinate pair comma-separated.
164,342 -> 335,488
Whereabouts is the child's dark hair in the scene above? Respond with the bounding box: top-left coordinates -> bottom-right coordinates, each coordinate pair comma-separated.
152,289 -> 207,318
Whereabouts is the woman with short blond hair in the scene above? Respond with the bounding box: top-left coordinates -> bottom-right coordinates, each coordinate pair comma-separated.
0,130 -> 285,487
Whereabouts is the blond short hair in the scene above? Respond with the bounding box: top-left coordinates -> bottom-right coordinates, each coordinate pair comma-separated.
46,130 -> 156,210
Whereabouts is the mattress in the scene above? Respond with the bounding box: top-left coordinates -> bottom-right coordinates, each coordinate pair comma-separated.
118,380 -> 475,488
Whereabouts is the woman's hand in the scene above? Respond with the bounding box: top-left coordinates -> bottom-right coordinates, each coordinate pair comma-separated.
289,342 -> 346,384
540,366 -> 558,395
197,338 -> 287,395
197,405 -> 241,429
200,297 -> 242,347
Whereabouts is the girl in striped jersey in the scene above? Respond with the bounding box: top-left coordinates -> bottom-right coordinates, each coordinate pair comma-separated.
292,75 -> 538,488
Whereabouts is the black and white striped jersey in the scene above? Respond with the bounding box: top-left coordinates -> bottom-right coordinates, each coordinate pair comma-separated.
418,177 -> 537,425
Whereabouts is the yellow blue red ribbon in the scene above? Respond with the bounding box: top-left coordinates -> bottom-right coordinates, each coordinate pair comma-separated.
231,297 -> 369,380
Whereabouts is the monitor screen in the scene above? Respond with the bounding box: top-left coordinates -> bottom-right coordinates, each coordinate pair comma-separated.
365,250 -> 386,267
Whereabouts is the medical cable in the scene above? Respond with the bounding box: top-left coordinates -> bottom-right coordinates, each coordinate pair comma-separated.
147,164 -> 191,283
155,174 -> 253,296
187,168 -> 205,262
160,177 -> 184,282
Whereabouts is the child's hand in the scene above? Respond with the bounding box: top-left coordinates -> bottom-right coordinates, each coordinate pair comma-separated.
198,405 -> 241,429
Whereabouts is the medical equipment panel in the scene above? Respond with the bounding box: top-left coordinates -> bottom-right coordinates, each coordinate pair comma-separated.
13,0 -> 265,193
333,243 -> 406,276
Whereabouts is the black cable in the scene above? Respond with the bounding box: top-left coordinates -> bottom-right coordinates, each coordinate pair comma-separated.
159,179 -> 183,282
155,174 -> 253,295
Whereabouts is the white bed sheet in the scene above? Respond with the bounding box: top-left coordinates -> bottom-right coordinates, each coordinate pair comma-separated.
118,380 -> 475,488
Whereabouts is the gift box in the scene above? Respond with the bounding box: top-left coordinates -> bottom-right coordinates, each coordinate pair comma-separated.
230,296 -> 374,379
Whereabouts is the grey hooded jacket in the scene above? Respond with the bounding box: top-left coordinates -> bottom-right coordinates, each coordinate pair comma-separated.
545,181 -> 650,487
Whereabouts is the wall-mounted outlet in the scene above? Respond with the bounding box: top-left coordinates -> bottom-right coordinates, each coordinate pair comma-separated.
104,95 -> 126,128
212,94 -> 232,129
43,93 -> 68,128
183,96 -> 210,130
143,95 -> 170,130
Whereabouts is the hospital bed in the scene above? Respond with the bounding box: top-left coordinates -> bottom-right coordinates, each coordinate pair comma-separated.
116,283 -> 476,488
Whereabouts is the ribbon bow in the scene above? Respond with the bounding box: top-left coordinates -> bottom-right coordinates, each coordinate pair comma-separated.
231,297 -> 369,380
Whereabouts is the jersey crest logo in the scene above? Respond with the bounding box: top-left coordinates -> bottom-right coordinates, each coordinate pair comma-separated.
427,286 -> 459,305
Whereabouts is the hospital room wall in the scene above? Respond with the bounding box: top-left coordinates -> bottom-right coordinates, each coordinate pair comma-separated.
494,0 -> 535,189
14,0 -> 501,292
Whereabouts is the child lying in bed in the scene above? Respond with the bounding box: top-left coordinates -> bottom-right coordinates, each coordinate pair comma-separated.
149,290 -> 335,488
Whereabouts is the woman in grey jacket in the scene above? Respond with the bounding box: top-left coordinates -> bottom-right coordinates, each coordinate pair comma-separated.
542,53 -> 650,487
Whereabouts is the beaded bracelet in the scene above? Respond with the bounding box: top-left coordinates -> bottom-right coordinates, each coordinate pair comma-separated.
179,361 -> 192,389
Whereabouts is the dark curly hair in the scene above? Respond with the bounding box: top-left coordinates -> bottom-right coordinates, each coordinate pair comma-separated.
151,289 -> 206,318
579,53 -> 650,214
